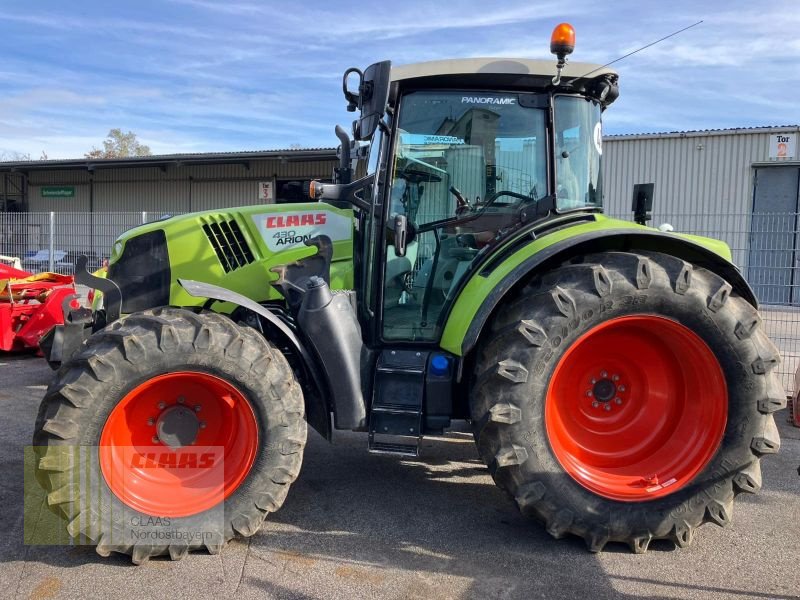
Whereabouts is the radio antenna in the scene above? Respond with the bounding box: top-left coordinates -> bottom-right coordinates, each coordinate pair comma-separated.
578,20 -> 704,79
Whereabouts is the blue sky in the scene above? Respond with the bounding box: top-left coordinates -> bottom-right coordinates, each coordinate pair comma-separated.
0,1 -> 797,159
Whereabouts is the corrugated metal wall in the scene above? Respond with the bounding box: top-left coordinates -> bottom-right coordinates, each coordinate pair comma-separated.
25,159 -> 337,213
601,126 -> 800,270
604,129 -> 772,216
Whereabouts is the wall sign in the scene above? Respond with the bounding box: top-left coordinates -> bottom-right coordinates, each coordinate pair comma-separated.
769,134 -> 796,159
40,186 -> 75,197
258,180 -> 275,202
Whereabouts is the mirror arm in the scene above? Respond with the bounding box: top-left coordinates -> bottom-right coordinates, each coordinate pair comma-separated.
342,67 -> 363,112
307,174 -> 374,212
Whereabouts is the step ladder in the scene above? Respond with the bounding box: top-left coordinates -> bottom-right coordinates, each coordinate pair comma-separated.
368,349 -> 428,457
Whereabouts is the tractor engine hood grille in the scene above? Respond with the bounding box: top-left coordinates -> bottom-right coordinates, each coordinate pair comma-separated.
108,229 -> 170,314
202,217 -> 255,272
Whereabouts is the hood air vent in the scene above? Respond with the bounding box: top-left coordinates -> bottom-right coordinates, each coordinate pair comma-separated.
202,218 -> 255,272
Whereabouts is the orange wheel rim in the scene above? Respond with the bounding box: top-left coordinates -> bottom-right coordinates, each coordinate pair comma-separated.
545,315 -> 727,502
99,371 -> 259,517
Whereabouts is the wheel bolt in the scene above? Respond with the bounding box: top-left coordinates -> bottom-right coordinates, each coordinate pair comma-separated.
586,390 -> 593,397
147,417 -> 155,426
592,401 -> 599,408
614,398 -> 622,405
591,378 -> 597,384
612,374 -> 620,382
604,404 -> 612,411
600,371 -> 608,378
157,401 -> 166,410
152,436 -> 160,444
177,396 -> 185,404
199,421 -> 207,429
194,405 -> 202,412
618,385 -> 626,392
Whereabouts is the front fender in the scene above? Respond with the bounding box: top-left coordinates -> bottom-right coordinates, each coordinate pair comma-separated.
440,224 -> 756,357
179,279 -> 331,440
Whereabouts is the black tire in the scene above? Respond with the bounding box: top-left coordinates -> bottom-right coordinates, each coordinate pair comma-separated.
32,307 -> 306,564
470,250 -> 783,552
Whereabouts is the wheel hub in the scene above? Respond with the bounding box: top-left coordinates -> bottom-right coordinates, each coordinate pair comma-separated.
156,405 -> 200,448
592,378 -> 616,402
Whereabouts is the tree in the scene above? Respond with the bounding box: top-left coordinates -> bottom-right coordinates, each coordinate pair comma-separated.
0,150 -> 32,161
85,129 -> 152,159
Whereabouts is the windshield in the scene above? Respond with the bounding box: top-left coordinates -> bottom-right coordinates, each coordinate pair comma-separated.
382,91 -> 547,341
554,95 -> 603,210
390,91 -> 548,226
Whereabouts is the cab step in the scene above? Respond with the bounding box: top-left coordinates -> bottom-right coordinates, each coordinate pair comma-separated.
369,440 -> 419,457
368,350 -> 428,457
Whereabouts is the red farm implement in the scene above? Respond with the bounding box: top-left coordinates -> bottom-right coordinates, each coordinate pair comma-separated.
0,262 -> 78,353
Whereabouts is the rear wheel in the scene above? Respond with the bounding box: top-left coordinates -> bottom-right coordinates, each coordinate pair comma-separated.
471,250 -> 783,552
33,307 -> 306,563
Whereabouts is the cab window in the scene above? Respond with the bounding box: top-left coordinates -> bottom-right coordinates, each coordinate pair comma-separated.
382,91 -> 548,341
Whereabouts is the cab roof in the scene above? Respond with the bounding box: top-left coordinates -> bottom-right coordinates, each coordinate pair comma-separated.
390,58 -> 616,82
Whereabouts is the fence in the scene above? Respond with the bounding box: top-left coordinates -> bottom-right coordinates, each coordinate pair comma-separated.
0,211 -> 175,274
2,210 -> 799,394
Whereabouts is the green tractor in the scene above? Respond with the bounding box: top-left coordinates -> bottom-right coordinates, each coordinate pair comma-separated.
34,24 -> 783,563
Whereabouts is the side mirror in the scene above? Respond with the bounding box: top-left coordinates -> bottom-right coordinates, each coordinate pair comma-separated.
353,60 -> 391,141
393,214 -> 408,257
631,183 -> 654,226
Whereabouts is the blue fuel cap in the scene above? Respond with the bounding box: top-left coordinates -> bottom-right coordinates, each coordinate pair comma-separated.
430,354 -> 450,376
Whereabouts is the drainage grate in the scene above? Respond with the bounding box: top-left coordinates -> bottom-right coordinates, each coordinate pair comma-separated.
202,218 -> 255,272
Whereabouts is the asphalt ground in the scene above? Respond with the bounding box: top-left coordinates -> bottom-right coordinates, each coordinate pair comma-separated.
1,354 -> 799,600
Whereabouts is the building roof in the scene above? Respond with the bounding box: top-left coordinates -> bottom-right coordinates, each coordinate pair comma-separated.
605,125 -> 800,140
0,148 -> 338,172
391,58 -> 616,82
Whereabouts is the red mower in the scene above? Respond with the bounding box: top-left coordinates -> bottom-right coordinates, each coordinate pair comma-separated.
0,261 -> 80,354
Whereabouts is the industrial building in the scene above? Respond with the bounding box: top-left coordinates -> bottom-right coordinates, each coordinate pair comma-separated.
0,148 -> 338,272
0,125 -> 798,304
603,125 -> 800,304
0,148 -> 338,213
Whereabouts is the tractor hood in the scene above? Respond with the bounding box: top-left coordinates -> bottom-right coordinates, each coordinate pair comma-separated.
106,203 -> 355,314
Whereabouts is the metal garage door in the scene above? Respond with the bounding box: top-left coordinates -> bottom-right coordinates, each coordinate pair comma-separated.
748,166 -> 800,305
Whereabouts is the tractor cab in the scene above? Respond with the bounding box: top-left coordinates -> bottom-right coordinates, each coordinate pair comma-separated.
311,52 -> 619,347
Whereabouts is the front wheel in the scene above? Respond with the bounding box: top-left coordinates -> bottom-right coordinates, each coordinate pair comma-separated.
471,250 -> 783,552
33,308 -> 306,563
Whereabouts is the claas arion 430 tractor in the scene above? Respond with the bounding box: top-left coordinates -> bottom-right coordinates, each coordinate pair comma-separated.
33,24 -> 783,563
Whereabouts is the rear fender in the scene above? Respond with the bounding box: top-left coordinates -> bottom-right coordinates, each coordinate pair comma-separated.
441,229 -> 757,357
